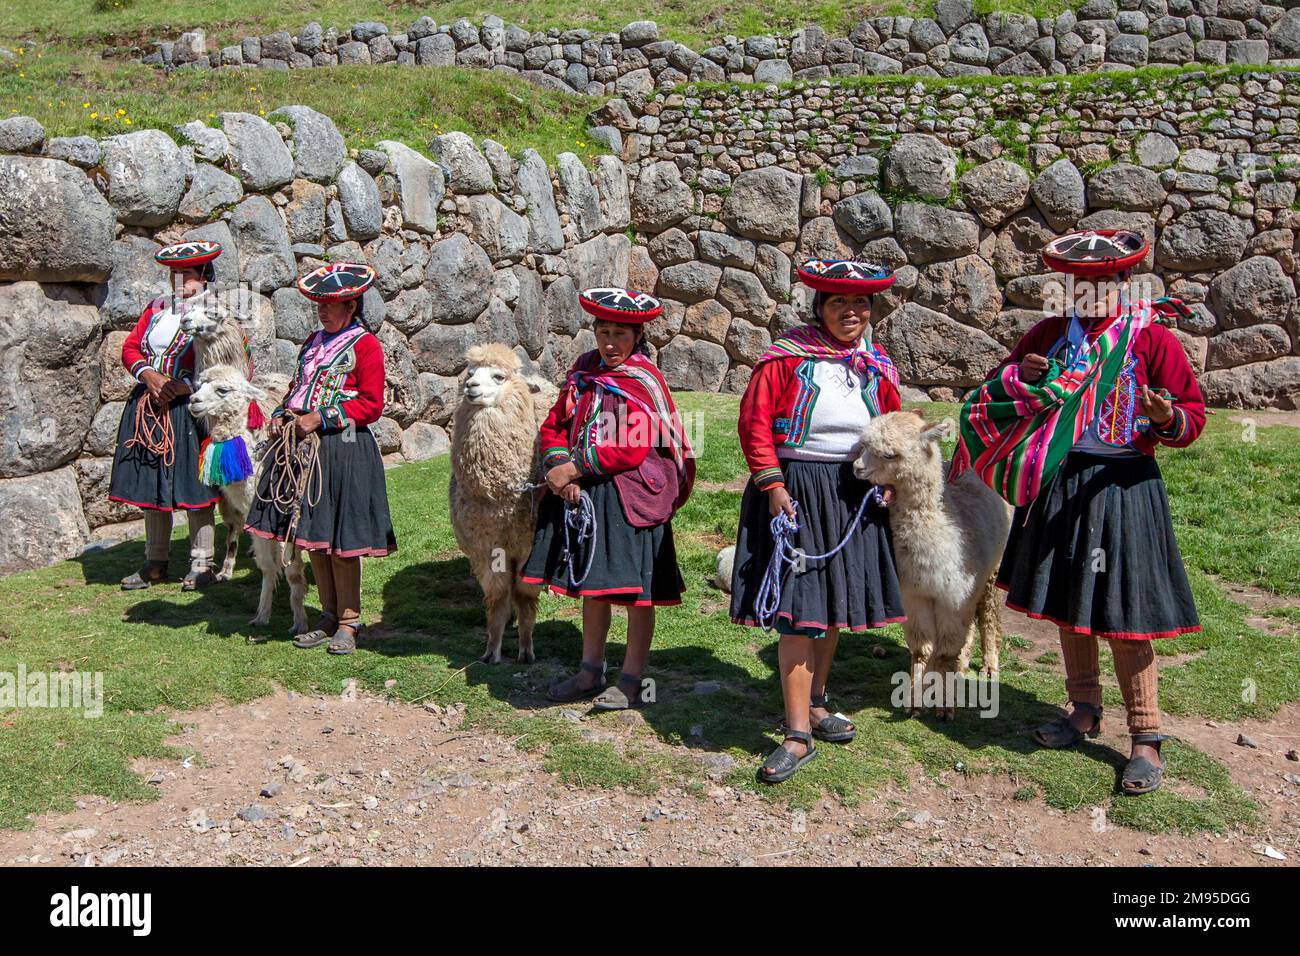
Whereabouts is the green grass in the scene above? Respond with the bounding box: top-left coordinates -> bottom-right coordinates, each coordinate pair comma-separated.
0,2 -> 1087,50
0,50 -> 605,163
0,395 -> 1296,835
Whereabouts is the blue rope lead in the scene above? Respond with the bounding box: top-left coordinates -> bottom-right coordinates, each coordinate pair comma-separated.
753,485 -> 886,632
559,489 -> 597,588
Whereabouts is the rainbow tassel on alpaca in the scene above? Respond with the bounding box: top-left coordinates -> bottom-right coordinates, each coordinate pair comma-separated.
198,436 -> 255,486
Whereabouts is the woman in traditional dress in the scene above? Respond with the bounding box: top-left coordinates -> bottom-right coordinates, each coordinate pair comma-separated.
111,241 -> 225,591
523,288 -> 695,711
245,263 -> 396,655
954,229 -> 1205,795
730,260 -> 906,783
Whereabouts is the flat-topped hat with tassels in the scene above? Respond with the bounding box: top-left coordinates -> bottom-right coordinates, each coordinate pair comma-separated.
795,259 -> 895,295
297,262 -> 377,302
1041,229 -> 1148,277
578,287 -> 663,324
155,240 -> 222,269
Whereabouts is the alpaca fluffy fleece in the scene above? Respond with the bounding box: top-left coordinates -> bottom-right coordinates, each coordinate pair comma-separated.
189,363 -> 308,635
448,344 -> 557,664
854,410 -> 1011,719
180,292 -> 254,381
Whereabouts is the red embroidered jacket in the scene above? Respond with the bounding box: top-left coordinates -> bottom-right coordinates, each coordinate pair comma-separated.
993,315 -> 1206,455
538,359 -> 694,527
121,298 -> 197,383
738,354 -> 902,491
274,325 -> 386,432
540,390 -> 655,477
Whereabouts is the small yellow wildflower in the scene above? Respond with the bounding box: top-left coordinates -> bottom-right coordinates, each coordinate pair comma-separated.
90,112 -> 98,119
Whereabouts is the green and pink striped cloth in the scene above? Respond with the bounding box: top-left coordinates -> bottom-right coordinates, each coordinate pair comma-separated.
951,300 -> 1174,507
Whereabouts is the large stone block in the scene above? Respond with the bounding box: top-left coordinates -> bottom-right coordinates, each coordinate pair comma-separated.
0,466 -> 90,573
721,167 -> 804,242
99,130 -> 187,226
0,282 -> 101,478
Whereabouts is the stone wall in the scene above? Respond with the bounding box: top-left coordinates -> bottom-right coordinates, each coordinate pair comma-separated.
603,69 -> 1300,406
127,2 -> 1300,95
0,107 -> 634,572
2,68 -> 1299,573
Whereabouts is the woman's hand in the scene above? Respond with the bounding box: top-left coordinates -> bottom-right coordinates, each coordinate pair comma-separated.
1019,353 -> 1050,383
1138,385 -> 1174,427
140,368 -> 170,404
294,410 -> 322,440
560,482 -> 582,505
767,485 -> 795,520
546,461 -> 580,495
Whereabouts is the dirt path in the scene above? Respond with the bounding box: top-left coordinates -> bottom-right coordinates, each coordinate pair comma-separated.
1,682 -> 1295,867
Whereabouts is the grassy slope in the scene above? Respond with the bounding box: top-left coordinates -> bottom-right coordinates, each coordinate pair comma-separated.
2,2 -> 1082,49
0,51 -> 605,163
0,396 -> 1295,835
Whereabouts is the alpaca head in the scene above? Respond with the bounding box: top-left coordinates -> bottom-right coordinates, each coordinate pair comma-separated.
179,291 -> 234,341
461,344 -> 523,408
190,364 -> 266,423
853,409 -> 951,491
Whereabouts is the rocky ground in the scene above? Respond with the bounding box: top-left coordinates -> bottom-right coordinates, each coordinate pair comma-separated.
2,676 -> 1296,867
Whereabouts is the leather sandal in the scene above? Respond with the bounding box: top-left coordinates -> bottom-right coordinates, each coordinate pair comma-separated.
293,614 -> 338,649
1033,701 -> 1103,749
181,567 -> 216,591
121,561 -> 168,590
759,729 -> 816,784
1121,733 -> 1169,796
808,692 -> 856,743
547,661 -> 606,703
592,672 -> 644,711
328,623 -> 360,655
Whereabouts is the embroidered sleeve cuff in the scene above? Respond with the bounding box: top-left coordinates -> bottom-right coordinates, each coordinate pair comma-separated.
1153,405 -> 1188,444
573,443 -> 606,477
129,360 -> 148,381
752,466 -> 785,490
542,447 -> 573,469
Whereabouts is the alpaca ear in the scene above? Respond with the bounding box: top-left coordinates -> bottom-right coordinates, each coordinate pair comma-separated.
921,419 -> 953,443
239,380 -> 267,402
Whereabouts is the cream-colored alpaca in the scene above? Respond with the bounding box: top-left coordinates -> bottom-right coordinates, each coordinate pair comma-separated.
853,410 -> 1012,720
179,292 -> 254,379
449,344 -> 558,664
189,364 -> 308,634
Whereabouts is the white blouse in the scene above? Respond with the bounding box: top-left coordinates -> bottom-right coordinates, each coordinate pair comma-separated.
777,354 -> 873,463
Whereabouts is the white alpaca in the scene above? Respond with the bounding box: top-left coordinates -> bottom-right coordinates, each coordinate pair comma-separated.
180,292 -> 254,379
853,410 -> 1012,720
189,364 -> 309,634
178,292 -> 262,576
449,344 -> 558,664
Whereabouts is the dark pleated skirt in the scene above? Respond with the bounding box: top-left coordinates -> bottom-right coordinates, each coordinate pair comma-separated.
109,384 -> 220,511
997,451 -> 1200,640
730,459 -> 906,636
521,477 -> 685,606
246,426 -> 397,557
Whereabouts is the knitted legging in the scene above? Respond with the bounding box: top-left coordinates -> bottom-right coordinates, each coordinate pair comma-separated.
1059,632 -> 1160,735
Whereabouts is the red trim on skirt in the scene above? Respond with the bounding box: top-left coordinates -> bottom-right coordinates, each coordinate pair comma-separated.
110,494 -> 221,512
731,612 -> 907,632
999,586 -> 1200,640
247,525 -> 395,558
521,575 -> 683,607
